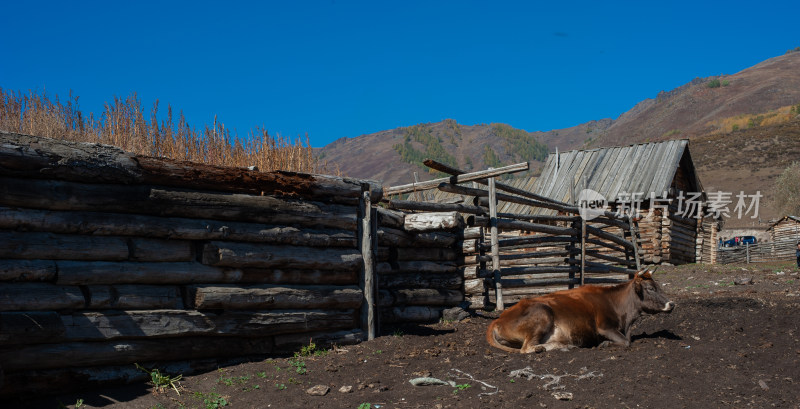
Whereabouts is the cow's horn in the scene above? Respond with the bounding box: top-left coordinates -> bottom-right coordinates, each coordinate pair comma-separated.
637,270 -> 646,277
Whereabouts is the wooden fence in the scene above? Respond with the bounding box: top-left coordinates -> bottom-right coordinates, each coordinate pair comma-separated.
385,160 -> 642,311
716,237 -> 799,264
0,132 -> 467,395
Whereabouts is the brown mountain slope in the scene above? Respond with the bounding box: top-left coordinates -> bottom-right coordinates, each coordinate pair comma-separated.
690,116 -> 800,228
590,52 -> 800,147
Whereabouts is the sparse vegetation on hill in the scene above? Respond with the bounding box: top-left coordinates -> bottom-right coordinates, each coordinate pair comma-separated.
0,87 -> 325,173
392,123 -> 459,175
490,123 -> 549,162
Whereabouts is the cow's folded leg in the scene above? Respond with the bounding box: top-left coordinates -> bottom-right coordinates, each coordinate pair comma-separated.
598,328 -> 631,348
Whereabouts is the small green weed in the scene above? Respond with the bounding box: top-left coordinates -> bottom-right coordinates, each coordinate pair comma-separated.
453,383 -> 471,394
256,371 -> 267,378
192,391 -> 228,409
358,403 -> 372,409
276,383 -> 287,390
135,363 -> 182,395
393,329 -> 404,337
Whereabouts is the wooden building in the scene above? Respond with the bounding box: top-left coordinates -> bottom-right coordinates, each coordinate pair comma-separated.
528,139 -> 720,265
767,216 -> 800,242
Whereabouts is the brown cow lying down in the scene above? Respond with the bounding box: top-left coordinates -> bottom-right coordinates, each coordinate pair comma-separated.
486,270 -> 674,353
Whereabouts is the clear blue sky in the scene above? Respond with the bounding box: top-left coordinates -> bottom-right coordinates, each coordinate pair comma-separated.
2,1 -> 798,148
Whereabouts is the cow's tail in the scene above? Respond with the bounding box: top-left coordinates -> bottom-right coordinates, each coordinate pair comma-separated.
486,320 -> 522,353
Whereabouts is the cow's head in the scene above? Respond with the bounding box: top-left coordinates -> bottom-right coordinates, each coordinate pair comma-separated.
634,270 -> 675,314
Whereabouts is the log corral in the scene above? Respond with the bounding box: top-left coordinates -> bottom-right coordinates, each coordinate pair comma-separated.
0,132 -> 471,395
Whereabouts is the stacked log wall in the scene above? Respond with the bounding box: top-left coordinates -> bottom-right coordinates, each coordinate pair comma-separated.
0,133 -> 474,395
376,211 -> 473,323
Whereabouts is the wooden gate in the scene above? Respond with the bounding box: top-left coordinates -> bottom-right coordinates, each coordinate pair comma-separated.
384,159 -> 643,310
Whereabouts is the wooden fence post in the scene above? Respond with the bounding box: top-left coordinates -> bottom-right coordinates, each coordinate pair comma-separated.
580,217 -> 586,286
746,242 -> 750,264
359,185 -> 376,340
488,174 -> 503,311
629,217 -> 642,274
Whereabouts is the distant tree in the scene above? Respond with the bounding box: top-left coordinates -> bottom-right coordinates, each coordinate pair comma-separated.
707,78 -> 721,88
773,161 -> 800,216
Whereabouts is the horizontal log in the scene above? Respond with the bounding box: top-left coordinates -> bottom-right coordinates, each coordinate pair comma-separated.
404,211 -> 464,232
0,336 -> 276,371
498,257 -> 569,267
385,162 -> 529,196
0,177 -> 358,230
478,265 -> 578,278
496,213 -> 580,224
469,216 -> 578,236
60,309 -> 356,342
0,259 -> 56,282
378,289 -> 463,307
378,272 -> 462,290
441,183 -> 581,216
478,249 -> 571,262
86,285 -> 183,309
380,306 -> 446,323
0,132 -> 383,203
393,247 -> 458,262
583,250 -> 638,267
377,226 -> 459,248
0,284 -> 84,311
376,260 -> 458,275
376,207 -> 405,229
0,311 -> 64,345
464,278 -> 486,294
0,206 -> 357,247
585,225 -> 634,250
481,235 -> 576,251
0,231 -> 129,261
387,200 -> 486,215
188,284 -> 362,310
56,261 -> 242,285
202,242 -> 362,270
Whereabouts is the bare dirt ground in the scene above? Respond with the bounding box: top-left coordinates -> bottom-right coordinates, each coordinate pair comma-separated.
12,261 -> 800,409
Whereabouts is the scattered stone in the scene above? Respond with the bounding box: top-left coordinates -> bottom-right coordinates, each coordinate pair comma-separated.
552,391 -> 573,401
338,385 -> 353,393
442,306 -> 470,322
758,380 -> 769,391
411,370 -> 432,377
734,277 -> 753,285
306,385 -> 330,396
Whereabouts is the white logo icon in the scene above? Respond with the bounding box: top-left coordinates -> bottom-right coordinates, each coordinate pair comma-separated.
578,189 -> 607,221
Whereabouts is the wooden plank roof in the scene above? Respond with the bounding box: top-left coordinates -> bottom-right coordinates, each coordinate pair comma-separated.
530,139 -> 701,206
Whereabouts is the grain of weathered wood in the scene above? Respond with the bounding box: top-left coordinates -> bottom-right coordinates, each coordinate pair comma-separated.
404,211 -> 464,232
376,260 -> 458,275
0,206 -> 357,247
387,200 -> 486,215
377,227 -> 459,248
86,285 -> 183,309
188,284 -> 362,310
202,242 -> 363,270
378,288 -> 462,307
378,272 -> 462,290
0,231 -> 129,261
56,261 -> 242,285
0,259 -> 57,282
0,177 -> 358,230
0,311 -> 64,345
0,283 -> 84,311
129,238 -> 193,262
60,309 -> 356,341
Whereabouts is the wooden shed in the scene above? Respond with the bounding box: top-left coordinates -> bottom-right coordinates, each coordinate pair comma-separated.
767,216 -> 800,242
528,139 -> 720,265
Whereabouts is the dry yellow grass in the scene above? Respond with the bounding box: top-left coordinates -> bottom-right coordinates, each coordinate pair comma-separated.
706,105 -> 798,134
0,88 -> 329,174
